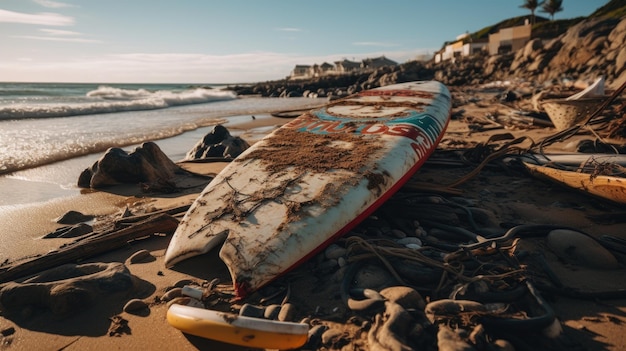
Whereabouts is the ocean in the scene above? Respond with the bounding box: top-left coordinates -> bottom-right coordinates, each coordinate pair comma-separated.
0,82 -> 322,209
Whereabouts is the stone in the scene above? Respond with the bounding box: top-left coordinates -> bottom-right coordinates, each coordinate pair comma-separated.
547,229 -> 619,269
184,124 -> 250,160
123,299 -> 148,313
0,262 -> 134,318
54,210 -> 94,224
78,141 -> 183,189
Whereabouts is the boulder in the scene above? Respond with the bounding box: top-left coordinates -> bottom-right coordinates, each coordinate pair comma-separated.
78,141 -> 182,189
184,125 -> 250,161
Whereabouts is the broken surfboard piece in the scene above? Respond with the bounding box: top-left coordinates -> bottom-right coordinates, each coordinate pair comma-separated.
164,80 -> 452,298
167,304 -> 309,349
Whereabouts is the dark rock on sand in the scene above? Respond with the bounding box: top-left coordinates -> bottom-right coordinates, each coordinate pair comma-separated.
54,210 -> 94,224
547,229 -> 620,269
0,262 -> 134,319
184,124 -> 250,161
78,142 -> 184,189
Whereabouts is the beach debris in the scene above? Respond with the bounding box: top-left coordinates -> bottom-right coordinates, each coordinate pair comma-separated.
108,315 -> 131,337
161,287 -> 183,302
54,210 -> 94,224
77,141 -> 184,189
0,262 -> 134,318
0,214 -> 178,283
184,124 -> 250,161
43,222 -> 93,239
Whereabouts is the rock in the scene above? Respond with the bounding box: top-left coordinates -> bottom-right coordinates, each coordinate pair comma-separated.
78,141 -> 183,189
353,264 -> 397,290
239,303 -> 265,318
0,262 -> 134,318
128,249 -> 154,264
264,304 -> 281,320
54,210 -> 94,224
184,125 -> 250,161
278,303 -> 296,322
547,229 -> 619,269
123,298 -> 148,313
325,244 -> 347,260
161,287 -> 183,302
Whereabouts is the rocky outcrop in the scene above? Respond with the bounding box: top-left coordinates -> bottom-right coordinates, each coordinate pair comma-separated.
78,142 -> 183,189
230,16 -> 626,97
184,124 -> 250,161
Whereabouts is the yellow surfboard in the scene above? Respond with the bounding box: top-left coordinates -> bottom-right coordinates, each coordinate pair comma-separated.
167,304 -> 309,349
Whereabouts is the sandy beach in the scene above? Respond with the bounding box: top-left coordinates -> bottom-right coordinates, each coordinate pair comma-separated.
1,87 -> 626,351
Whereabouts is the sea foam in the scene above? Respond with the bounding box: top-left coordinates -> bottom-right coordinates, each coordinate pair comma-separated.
0,86 -> 236,120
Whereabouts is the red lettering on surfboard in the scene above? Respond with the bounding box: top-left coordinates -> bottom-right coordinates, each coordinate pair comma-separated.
411,141 -> 429,158
361,124 -> 388,134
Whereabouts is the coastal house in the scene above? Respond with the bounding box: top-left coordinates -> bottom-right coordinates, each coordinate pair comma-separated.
361,56 -> 398,70
291,65 -> 312,79
488,20 -> 532,55
334,59 -> 361,74
289,57 -> 397,80
435,33 -> 488,63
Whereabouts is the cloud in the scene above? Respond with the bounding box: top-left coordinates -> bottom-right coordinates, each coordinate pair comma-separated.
0,50 -> 428,83
275,27 -> 302,32
0,9 -> 74,26
352,41 -> 401,48
12,35 -> 100,43
40,28 -> 81,36
33,0 -> 75,8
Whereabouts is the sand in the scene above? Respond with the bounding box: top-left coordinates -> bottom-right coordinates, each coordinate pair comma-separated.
1,88 -> 626,351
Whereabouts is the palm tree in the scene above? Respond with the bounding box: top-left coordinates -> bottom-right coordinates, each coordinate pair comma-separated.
540,0 -> 564,21
520,0 -> 544,25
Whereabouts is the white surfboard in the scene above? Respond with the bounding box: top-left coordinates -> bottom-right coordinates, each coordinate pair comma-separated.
165,81 -> 452,297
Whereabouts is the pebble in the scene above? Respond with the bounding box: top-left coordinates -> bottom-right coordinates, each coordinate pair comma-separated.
353,264 -> 395,289
264,304 -> 281,320
239,303 -> 265,318
278,303 -> 296,322
397,237 -> 423,247
166,297 -> 204,309
173,279 -> 195,288
161,287 -> 183,302
128,249 -> 153,264
390,229 -> 407,238
325,244 -> 347,259
123,299 -> 148,313
547,229 -> 619,269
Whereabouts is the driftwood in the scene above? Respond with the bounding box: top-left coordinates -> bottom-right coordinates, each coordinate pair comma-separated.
0,214 -> 179,283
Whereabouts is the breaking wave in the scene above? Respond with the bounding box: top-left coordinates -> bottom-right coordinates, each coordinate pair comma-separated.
0,86 -> 237,120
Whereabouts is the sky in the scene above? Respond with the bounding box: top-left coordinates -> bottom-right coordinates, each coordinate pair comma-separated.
0,0 -> 610,84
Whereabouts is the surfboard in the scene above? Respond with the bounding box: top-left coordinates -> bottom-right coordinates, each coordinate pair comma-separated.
167,304 -> 309,349
524,162 -> 626,204
164,80 -> 452,298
